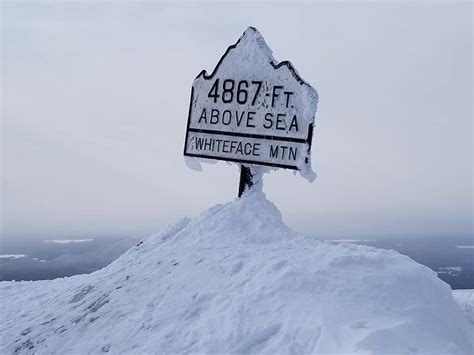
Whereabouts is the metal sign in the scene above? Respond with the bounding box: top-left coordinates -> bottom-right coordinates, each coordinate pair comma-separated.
184,27 -> 318,181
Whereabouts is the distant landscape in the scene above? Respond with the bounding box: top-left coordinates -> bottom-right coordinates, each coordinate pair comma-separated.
0,236 -> 139,282
0,234 -> 472,289
328,235 -> 474,290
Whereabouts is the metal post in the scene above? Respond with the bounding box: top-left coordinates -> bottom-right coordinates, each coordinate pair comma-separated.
238,165 -> 253,198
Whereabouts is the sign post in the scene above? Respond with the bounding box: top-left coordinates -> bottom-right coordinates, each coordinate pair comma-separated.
238,166 -> 253,198
184,27 -> 318,196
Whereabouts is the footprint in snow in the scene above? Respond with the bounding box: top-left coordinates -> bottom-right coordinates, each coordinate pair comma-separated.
20,328 -> 31,336
349,320 -> 368,329
231,261 -> 244,275
102,344 -> 111,352
70,285 -> 94,303
272,260 -> 289,272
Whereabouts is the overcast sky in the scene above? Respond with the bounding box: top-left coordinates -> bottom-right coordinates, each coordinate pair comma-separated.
1,1 -> 472,241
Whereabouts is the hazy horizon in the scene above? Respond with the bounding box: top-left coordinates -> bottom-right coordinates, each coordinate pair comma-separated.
1,1 -> 472,241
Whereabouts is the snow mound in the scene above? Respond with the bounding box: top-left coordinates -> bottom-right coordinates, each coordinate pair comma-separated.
1,191 -> 473,354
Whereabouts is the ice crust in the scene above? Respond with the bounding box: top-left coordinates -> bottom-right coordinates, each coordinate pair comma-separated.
186,27 -> 318,182
1,191 -> 473,354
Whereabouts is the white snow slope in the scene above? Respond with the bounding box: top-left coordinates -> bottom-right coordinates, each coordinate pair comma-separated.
1,191 -> 473,354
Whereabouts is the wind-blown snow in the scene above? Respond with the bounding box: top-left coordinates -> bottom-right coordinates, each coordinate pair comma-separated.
1,191 -> 472,354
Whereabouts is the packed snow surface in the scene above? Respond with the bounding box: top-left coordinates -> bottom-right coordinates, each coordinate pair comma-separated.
1,191 -> 473,354
453,289 -> 474,328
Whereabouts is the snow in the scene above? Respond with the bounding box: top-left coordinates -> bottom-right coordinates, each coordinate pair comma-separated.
1,191 -> 473,354
184,155 -> 203,171
44,239 -> 94,244
328,239 -> 375,243
0,254 -> 27,259
438,266 -> 462,272
185,27 -> 318,182
453,289 -> 474,327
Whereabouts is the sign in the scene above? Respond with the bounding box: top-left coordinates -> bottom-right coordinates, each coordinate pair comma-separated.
184,27 -> 318,181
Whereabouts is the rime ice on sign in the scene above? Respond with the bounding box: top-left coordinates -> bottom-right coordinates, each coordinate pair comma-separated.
184,27 -> 318,182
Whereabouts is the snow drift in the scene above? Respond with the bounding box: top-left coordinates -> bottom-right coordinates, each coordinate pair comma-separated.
1,191 -> 473,354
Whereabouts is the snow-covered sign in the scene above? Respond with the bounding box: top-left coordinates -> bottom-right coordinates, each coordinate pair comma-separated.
184,27 -> 318,181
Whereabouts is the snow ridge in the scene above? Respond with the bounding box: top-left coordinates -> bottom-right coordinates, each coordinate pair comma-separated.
1,191 -> 473,354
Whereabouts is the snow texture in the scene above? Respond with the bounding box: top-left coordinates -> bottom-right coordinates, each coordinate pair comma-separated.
1,191 -> 473,354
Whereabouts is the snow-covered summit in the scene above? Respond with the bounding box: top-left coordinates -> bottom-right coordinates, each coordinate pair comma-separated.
1,191 -> 473,354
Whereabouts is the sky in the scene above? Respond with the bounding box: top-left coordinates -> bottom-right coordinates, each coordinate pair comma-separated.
1,1 -> 472,241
